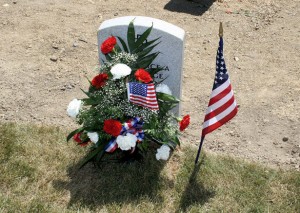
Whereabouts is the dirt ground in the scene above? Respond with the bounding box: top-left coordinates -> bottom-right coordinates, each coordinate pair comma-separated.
0,0 -> 299,170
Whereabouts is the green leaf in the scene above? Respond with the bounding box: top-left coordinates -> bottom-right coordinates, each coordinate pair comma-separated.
66,127 -> 85,142
117,36 -> 129,53
173,136 -> 180,146
169,102 -> 178,110
95,150 -> 106,163
127,20 -> 136,52
114,43 -> 122,53
134,24 -> 153,50
137,43 -> 159,58
105,54 -> 112,61
81,98 -> 98,106
133,38 -> 160,54
155,76 -> 169,84
78,139 -> 110,168
78,146 -> 103,169
148,66 -> 165,78
81,89 -> 92,98
137,141 -> 149,152
137,52 -> 159,68
167,136 -> 180,149
156,92 -> 180,103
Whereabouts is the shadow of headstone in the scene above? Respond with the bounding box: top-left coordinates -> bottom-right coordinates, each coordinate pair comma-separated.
177,156 -> 215,212
53,152 -> 169,210
164,0 -> 216,16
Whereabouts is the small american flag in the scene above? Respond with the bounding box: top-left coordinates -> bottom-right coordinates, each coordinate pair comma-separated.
127,82 -> 159,111
202,37 -> 238,136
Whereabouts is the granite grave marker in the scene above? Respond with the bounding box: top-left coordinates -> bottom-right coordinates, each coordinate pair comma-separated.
97,16 -> 185,114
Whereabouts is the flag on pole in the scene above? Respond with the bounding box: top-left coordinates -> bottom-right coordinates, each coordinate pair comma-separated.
127,82 -> 159,111
195,23 -> 238,164
202,37 -> 238,136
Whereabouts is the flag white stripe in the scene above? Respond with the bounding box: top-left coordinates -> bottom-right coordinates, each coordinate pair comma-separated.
203,100 -> 237,129
210,79 -> 230,98
130,100 -> 159,109
130,98 -> 158,106
206,90 -> 233,114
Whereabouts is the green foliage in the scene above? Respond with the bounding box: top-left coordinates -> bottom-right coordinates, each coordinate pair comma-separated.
68,20 -> 182,167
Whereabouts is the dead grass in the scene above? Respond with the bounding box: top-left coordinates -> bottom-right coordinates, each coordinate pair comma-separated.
0,122 -> 299,212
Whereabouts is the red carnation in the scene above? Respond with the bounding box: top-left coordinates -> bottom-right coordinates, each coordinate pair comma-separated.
101,36 -> 117,54
91,73 -> 109,89
103,119 -> 122,137
179,115 -> 190,131
73,132 -> 89,147
135,69 -> 153,83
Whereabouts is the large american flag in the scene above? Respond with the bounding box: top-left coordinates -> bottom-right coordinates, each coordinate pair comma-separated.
127,82 -> 159,111
202,37 -> 238,136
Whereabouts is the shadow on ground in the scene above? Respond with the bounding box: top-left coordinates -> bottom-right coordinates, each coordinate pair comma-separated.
53,149 -> 215,211
53,152 -> 168,210
177,157 -> 215,212
164,0 -> 216,16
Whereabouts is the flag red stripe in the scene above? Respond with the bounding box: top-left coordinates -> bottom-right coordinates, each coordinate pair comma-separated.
202,106 -> 238,136
130,100 -> 159,108
130,94 -> 157,100
204,95 -> 235,121
130,96 -> 159,106
208,84 -> 232,106
210,79 -> 230,98
110,144 -> 118,152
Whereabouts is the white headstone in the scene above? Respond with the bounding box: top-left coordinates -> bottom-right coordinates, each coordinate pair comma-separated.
97,16 -> 185,114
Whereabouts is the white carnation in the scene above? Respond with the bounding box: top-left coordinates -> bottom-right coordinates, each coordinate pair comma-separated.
156,144 -> 171,161
67,99 -> 82,118
87,132 -> 99,144
110,63 -> 132,80
156,83 -> 172,95
116,133 -> 137,151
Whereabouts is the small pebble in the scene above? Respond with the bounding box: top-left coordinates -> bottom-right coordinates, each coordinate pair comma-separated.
73,42 -> 78,47
3,3 -> 9,7
50,56 -> 58,62
282,137 -> 289,142
234,56 -> 240,61
52,43 -> 59,49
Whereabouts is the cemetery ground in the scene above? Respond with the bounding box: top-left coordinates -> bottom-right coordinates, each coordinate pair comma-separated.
0,0 -> 299,212
0,122 -> 299,212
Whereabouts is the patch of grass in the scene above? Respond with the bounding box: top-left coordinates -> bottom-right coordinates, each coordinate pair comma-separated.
0,122 -> 299,212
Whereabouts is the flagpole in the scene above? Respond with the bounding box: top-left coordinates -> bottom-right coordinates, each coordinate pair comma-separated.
195,136 -> 205,164
195,22 -> 224,165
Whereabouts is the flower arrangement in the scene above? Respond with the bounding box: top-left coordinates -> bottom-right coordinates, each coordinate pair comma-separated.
67,20 -> 190,167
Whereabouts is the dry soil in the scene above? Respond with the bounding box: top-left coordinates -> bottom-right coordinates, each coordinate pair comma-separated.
0,0 -> 299,170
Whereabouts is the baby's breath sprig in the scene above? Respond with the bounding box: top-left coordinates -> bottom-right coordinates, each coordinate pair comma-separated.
97,52 -> 138,73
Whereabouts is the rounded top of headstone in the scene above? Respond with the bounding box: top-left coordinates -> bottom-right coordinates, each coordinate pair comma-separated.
98,16 -> 185,40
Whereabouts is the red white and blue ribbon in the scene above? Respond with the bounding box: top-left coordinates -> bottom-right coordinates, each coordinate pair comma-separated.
104,117 -> 144,153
